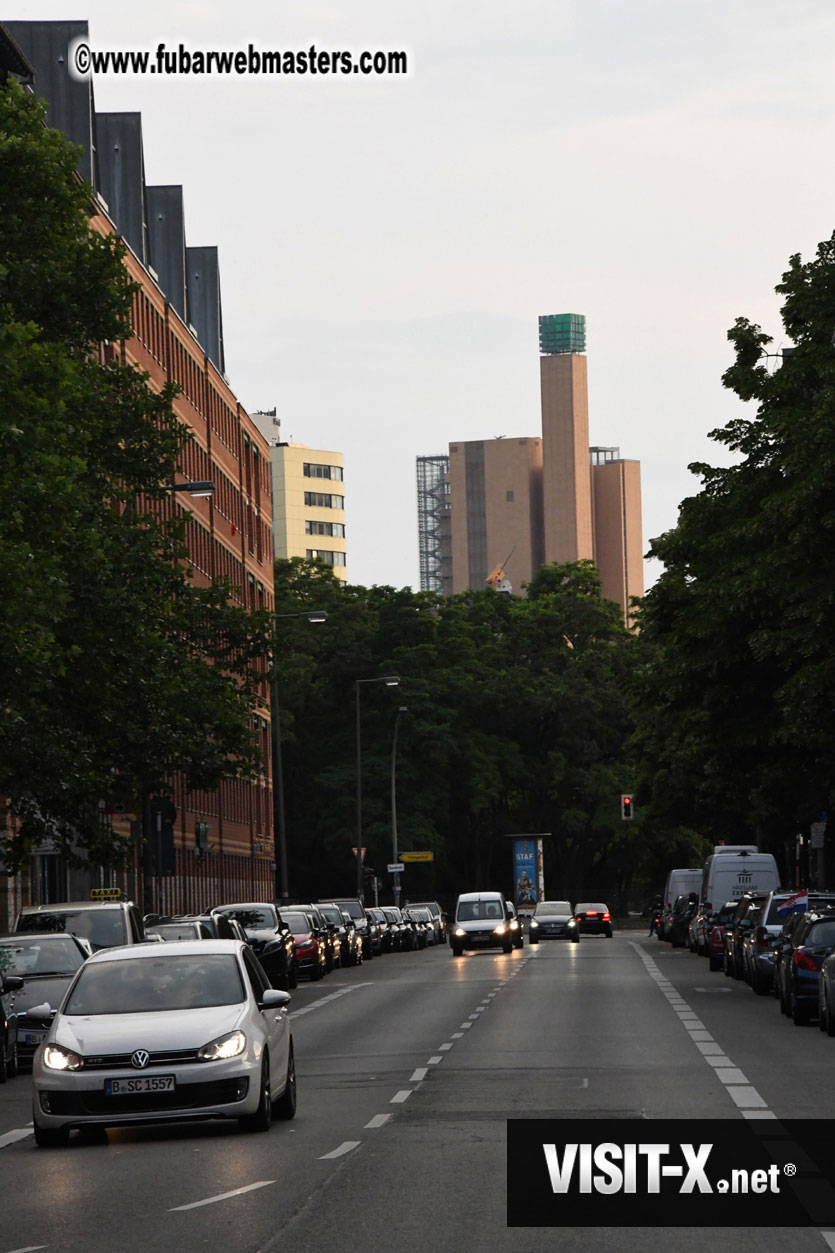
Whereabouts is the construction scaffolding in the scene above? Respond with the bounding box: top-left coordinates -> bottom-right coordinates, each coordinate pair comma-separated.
416,454 -> 452,594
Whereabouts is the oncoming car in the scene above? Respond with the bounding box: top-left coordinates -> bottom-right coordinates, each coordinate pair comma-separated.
450,892 -> 512,956
528,901 -> 579,944
31,940 -> 296,1147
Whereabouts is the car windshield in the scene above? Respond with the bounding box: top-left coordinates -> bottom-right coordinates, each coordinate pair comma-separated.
534,902 -> 572,916
318,907 -> 341,926
214,906 -> 276,930
64,954 -> 245,1014
280,912 -> 311,933
17,909 -> 126,951
716,906 -> 737,925
457,901 -> 503,921
576,903 -> 607,913
148,923 -> 202,941
0,936 -> 85,977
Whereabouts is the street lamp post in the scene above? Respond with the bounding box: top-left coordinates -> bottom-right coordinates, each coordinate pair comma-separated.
271,611 -> 327,903
391,706 -> 407,907
137,479 -> 215,917
355,676 -> 400,900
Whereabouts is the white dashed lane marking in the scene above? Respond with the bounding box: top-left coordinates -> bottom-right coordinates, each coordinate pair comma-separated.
170,1180 -> 276,1211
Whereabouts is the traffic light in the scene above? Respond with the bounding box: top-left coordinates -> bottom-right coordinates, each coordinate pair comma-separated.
621,794 -> 634,820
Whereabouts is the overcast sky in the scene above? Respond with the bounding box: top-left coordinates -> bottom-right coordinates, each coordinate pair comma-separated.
19,1 -> 835,590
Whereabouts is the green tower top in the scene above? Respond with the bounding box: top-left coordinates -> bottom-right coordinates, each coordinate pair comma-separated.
539,313 -> 586,355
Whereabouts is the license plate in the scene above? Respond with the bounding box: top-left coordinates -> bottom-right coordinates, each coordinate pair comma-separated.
105,1075 -> 176,1095
23,1031 -> 46,1046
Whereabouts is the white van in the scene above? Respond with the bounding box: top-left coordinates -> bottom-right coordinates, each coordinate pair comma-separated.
700,849 -> 780,913
450,891 -> 512,956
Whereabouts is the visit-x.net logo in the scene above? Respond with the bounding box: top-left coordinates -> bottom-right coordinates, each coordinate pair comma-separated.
507,1120 -> 835,1227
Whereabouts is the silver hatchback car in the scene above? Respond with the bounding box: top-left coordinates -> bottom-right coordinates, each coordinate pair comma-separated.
31,939 -> 295,1146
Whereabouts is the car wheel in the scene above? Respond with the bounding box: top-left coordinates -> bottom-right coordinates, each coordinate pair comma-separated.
288,961 -> 298,990
502,940 -> 513,954
723,954 -> 731,978
751,969 -> 767,996
571,935 -> 580,945
791,992 -> 810,1026
529,935 -> 539,945
451,945 -> 463,957
273,1045 -> 297,1120
311,960 -> 324,981
240,1056 -> 272,1133
827,990 -> 835,1038
819,992 -> 829,1032
708,954 -> 721,972
7,1041 -> 18,1079
34,1122 -> 70,1148
0,1045 -> 6,1084
605,930 -> 613,939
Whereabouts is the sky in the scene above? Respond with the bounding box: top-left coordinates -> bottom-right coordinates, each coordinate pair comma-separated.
16,0 -> 835,590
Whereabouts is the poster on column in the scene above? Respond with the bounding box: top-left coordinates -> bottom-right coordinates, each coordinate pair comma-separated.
513,836 -> 544,911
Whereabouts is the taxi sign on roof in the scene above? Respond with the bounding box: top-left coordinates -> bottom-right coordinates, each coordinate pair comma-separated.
90,887 -> 122,899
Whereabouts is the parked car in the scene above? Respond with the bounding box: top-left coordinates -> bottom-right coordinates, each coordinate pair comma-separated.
407,900 -> 447,944
321,899 -> 374,959
316,903 -> 360,966
707,902 -> 737,971
0,933 -> 90,1070
295,905 -> 339,971
723,894 -> 766,980
30,939 -> 296,1146
744,890 -> 805,995
212,903 -> 297,991
278,910 -> 328,981
574,902 -> 613,938
0,968 -> 23,1082
668,893 -> 698,949
528,901 -> 579,944
147,920 -> 215,942
16,899 -> 145,951
402,907 -> 433,948
365,910 -> 385,956
818,948 -> 835,1035
783,910 -> 835,1025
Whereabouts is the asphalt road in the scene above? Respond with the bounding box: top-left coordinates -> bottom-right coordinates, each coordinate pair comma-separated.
3,933 -> 835,1253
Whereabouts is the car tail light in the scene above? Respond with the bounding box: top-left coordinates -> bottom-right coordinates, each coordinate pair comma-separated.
755,926 -> 769,948
602,912 -> 611,922
794,950 -> 820,970
586,911 -> 598,917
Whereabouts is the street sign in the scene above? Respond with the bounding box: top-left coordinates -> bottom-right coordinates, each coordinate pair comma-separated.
351,847 -> 367,862
400,851 -> 433,862
387,863 -> 405,873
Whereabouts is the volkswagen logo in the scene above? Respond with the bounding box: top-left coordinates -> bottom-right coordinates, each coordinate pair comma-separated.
131,1049 -> 150,1069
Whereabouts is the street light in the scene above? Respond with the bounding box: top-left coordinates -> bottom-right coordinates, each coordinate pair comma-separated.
391,706 -> 407,907
355,676 -> 400,900
271,610 -> 328,903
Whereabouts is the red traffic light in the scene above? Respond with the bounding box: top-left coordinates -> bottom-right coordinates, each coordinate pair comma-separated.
621,794 -> 634,819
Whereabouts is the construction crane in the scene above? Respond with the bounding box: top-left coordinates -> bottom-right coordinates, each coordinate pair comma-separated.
485,546 -> 515,595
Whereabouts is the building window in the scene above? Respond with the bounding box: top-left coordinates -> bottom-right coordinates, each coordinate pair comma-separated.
303,462 -> 343,481
506,490 -> 515,502
306,549 -> 346,566
305,520 -> 346,537
304,492 -> 344,509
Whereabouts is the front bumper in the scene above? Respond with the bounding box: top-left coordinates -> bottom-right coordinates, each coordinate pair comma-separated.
32,1053 -> 263,1131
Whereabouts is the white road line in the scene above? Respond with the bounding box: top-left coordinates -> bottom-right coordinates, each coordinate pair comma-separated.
0,1126 -> 34,1150
714,1068 -> 749,1085
428,1056 -> 443,1064
410,1068 -> 428,1082
318,1141 -> 361,1160
170,1180 -> 275,1211
459,1022 -> 472,1029
819,1232 -> 835,1251
451,1032 -> 463,1039
4,1246 -> 48,1252
439,1043 -> 454,1050
726,1086 -> 767,1109
289,983 -> 371,1019
390,1090 -> 412,1104
364,1114 -> 391,1129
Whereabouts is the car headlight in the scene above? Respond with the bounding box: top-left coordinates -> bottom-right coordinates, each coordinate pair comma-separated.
494,924 -> 507,935
530,919 -> 540,928
198,1030 -> 247,1061
43,1044 -> 83,1071
454,927 -> 466,937
510,919 -> 519,930
567,919 -> 576,927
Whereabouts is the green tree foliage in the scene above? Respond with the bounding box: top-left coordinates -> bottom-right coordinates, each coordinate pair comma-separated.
271,558 -> 639,906
633,233 -> 835,856
0,81 -> 268,871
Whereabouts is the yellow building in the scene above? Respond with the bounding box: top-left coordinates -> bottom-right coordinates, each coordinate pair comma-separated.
268,442 -> 347,581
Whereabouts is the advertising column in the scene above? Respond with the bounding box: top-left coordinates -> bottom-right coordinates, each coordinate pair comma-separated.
512,836 -> 545,911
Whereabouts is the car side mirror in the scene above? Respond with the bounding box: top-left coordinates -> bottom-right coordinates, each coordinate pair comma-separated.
2,976 -> 24,993
261,989 -> 291,1010
26,1001 -> 54,1018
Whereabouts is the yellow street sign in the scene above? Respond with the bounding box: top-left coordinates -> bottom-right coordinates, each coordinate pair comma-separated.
400,851 -> 433,863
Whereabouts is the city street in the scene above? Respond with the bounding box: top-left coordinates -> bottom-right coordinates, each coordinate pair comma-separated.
3,935 -> 835,1252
